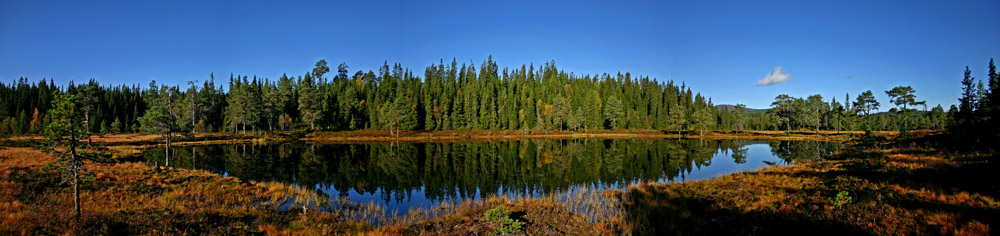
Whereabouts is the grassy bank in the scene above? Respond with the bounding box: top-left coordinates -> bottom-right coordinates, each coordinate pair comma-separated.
304,129 -> 879,143
0,147 -> 619,235
0,147 -> 373,234
2,129 -> 881,146
2,129 -> 868,160
620,132 -> 998,235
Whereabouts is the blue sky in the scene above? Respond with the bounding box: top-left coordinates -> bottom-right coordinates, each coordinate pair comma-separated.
1,0 -> 998,110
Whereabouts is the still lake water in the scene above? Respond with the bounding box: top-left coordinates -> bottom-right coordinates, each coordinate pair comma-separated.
142,139 -> 840,215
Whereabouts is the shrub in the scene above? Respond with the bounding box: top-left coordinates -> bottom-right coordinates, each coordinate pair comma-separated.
484,205 -> 522,235
830,191 -> 852,208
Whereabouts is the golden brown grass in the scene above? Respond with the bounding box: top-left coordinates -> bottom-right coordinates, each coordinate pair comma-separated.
1,129 -> 915,146
0,132 -> 270,146
0,147 -> 375,235
2,129 -> 907,151
304,129 -> 872,144
0,146 -> 616,235
380,195 -> 618,235
620,133 -> 997,235
5,129 -> 986,235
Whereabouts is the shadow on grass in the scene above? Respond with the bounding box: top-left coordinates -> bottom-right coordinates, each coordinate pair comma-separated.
622,185 -> 872,235
622,132 -> 999,235
812,146 -> 997,231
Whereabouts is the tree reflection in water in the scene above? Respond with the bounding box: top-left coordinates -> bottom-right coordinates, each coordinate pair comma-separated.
144,139 -> 840,213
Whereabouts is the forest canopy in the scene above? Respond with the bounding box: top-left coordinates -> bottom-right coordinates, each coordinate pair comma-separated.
2,56 -> 992,136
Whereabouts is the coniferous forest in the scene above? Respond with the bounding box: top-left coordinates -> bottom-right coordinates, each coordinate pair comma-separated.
4,56 -> 993,138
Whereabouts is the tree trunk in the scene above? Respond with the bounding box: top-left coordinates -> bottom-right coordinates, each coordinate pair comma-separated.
786,122 -> 790,136
165,134 -> 171,167
191,103 -> 197,135
71,141 -> 81,220
902,104 -> 907,132
835,118 -> 839,134
84,111 -> 92,145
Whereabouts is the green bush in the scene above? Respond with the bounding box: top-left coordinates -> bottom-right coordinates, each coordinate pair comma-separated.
830,191 -> 853,208
484,205 -> 522,235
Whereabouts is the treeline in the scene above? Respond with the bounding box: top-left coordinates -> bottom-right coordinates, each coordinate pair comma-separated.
950,59 -> 1000,146
206,56 -> 727,135
4,56 -> 726,135
0,78 -> 146,134
1,56 -> 988,136
744,88 -> 949,134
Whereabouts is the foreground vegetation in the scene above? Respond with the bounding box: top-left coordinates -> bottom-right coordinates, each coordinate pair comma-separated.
1,130 -> 996,235
622,131 -> 997,235
0,146 -> 624,235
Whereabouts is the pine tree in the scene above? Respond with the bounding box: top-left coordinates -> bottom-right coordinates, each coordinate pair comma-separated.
138,81 -> 180,167
110,117 -> 122,133
885,86 -> 924,132
604,97 -> 624,129
262,80 -> 282,134
854,90 -> 880,118
668,104 -> 686,137
77,82 -> 97,144
809,95 -> 828,135
929,105 -> 947,130
692,107 -> 713,136
771,94 -> 795,135
552,95 -> 570,130
830,97 -> 843,133
299,74 -> 321,130
732,104 -> 747,134
585,90 -> 603,131
958,66 -> 977,121
182,80 -> 201,134
44,93 -> 103,220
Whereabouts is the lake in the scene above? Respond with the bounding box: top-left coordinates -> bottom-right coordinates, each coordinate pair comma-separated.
142,139 -> 841,218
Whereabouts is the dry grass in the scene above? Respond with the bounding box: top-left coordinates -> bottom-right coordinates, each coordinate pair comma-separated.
0,129 -> 918,145
0,146 -> 615,235
304,129 -> 871,144
381,194 -> 619,235
0,147 -> 375,235
4,129 -> 987,235
620,133 -> 997,235
0,132 -> 270,146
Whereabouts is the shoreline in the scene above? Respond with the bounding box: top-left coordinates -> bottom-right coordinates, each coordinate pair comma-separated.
1,129 -> 905,145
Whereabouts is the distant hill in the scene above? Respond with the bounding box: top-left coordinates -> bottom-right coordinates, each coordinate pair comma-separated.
715,104 -> 769,114
714,104 -> 932,116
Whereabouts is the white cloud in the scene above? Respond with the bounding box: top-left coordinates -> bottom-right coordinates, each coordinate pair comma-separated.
755,66 -> 790,86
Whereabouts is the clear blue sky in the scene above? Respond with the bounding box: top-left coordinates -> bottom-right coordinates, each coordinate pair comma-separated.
2,0 -> 998,110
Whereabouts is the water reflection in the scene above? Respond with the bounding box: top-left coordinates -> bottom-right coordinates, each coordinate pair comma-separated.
144,140 -> 840,213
